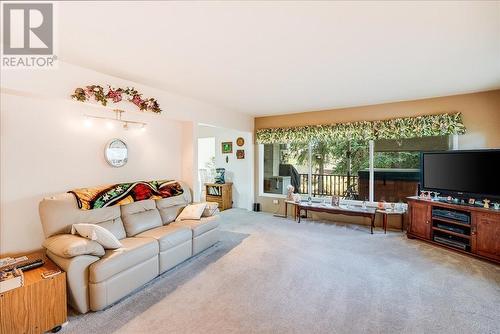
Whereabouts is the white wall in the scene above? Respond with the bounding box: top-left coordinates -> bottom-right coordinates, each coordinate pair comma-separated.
2,62 -> 253,133
197,125 -> 253,210
0,62 -> 253,255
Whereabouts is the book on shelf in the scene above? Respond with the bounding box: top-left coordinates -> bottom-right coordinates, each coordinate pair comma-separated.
207,186 -> 221,196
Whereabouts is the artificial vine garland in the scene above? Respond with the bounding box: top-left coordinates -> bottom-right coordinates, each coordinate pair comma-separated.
71,85 -> 161,113
256,112 -> 466,144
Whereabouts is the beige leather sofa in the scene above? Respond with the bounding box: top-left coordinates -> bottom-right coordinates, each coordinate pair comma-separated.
38,182 -> 219,313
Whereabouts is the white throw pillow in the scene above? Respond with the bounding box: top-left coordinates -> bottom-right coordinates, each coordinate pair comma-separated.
175,203 -> 207,221
71,223 -> 122,249
202,202 -> 219,217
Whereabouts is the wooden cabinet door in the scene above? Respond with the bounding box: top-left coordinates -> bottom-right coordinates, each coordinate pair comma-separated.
29,273 -> 67,334
409,201 -> 431,240
472,213 -> 500,261
0,287 -> 30,334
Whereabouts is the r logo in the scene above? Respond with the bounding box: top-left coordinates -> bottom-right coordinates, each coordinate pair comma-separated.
2,3 -> 53,55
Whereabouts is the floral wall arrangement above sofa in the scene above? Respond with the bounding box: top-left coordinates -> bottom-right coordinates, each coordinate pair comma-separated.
71,85 -> 161,113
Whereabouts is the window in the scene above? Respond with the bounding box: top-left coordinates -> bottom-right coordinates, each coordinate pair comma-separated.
305,140 -> 369,198
261,135 -> 454,203
262,143 -> 308,195
372,136 -> 451,203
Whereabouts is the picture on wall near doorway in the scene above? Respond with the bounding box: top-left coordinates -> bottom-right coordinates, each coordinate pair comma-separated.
221,142 -> 233,154
236,137 -> 245,146
236,149 -> 245,159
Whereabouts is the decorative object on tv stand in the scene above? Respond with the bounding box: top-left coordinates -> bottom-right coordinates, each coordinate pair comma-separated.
493,203 -> 500,210
85,109 -> 146,130
468,198 -> 475,205
221,141 -> 233,154
71,85 -> 161,113
214,168 -> 225,184
236,137 -> 245,146
419,190 -> 429,200
236,149 -> 245,159
483,199 -> 490,209
105,139 -> 128,167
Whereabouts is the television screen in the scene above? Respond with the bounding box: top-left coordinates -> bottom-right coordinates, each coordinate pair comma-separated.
422,150 -> 500,197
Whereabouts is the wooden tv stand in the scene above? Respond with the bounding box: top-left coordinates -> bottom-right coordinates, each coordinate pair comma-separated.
407,197 -> 499,264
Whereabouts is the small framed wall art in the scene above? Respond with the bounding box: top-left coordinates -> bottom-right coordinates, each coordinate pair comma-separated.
236,149 -> 245,159
221,141 -> 233,154
236,137 -> 245,147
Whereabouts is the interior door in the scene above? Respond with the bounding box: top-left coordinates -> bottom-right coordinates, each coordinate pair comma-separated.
472,212 -> 500,261
409,201 -> 431,240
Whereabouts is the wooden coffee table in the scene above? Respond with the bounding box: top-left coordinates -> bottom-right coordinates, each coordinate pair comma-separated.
296,203 -> 377,234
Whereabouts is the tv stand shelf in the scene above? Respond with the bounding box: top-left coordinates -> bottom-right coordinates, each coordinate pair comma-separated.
432,216 -> 471,228
431,227 -> 471,239
407,197 -> 500,264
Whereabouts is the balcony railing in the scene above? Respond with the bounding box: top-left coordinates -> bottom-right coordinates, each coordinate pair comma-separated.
299,173 -> 358,197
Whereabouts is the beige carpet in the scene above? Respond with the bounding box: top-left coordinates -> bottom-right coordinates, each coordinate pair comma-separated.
63,209 -> 500,334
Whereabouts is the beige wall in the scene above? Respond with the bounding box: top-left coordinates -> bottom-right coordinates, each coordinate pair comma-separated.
254,90 -> 500,226
0,62 -> 254,256
0,93 -> 185,255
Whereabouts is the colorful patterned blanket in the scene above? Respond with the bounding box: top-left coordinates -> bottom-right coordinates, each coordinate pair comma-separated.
69,180 -> 184,210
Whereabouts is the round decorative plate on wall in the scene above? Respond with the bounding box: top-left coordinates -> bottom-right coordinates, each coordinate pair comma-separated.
236,137 -> 245,146
105,138 -> 128,167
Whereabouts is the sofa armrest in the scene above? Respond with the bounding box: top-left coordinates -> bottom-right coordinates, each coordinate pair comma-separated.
47,251 -> 100,314
43,234 -> 105,258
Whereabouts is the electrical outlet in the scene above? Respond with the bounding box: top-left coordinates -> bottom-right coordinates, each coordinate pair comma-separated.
272,199 -> 279,205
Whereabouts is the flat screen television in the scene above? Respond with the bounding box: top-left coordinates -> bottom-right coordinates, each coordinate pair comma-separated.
421,150 -> 500,199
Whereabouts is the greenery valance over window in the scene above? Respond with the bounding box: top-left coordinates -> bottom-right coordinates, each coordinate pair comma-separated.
256,112 -> 466,144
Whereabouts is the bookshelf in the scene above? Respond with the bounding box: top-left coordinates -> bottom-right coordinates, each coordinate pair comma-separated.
205,182 -> 233,211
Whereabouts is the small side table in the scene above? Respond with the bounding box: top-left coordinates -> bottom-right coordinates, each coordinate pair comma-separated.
205,182 -> 233,211
377,210 -> 405,234
284,200 -> 299,220
0,252 -> 67,334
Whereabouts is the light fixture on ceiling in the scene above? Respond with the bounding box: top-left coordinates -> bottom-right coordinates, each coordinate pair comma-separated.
84,109 -> 146,130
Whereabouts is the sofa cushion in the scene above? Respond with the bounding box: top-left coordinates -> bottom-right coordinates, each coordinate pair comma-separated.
89,237 -> 158,283
175,203 -> 207,222
43,234 -> 105,258
175,216 -> 219,237
136,225 -> 192,252
157,204 -> 186,225
39,192 -> 126,239
120,200 -> 162,237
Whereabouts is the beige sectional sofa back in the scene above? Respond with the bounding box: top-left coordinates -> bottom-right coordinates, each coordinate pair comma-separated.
156,188 -> 192,224
39,192 -> 126,239
39,181 -> 192,239
121,199 -> 162,237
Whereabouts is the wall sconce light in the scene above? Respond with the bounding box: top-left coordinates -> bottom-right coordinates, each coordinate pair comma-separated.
84,109 -> 147,130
